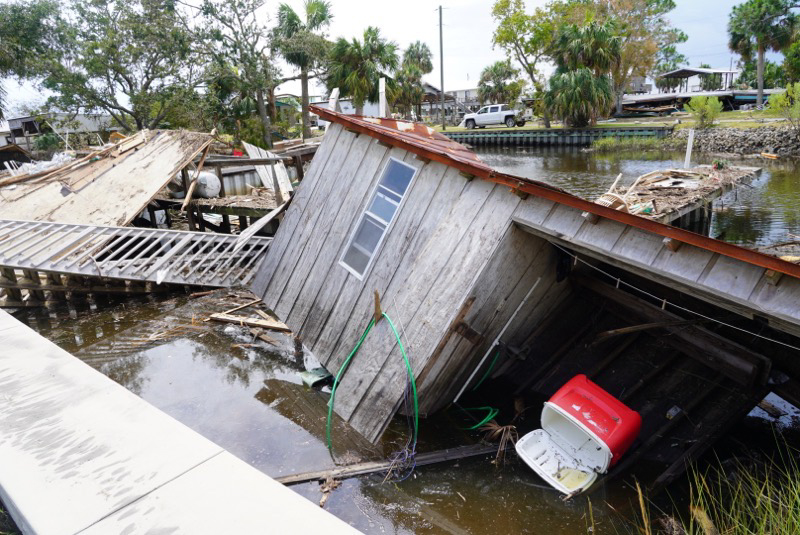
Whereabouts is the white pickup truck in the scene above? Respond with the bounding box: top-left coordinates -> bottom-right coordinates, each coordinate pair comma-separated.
463,104 -> 525,129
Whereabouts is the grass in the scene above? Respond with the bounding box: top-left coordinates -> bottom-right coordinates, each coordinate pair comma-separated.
591,136 -> 685,152
628,448 -> 800,535
0,505 -> 19,535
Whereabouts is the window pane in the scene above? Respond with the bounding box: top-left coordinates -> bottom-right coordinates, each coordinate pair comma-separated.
489,106 -> 499,112
342,246 -> 370,275
380,161 -> 414,197
368,191 -> 397,223
352,215 -> 385,254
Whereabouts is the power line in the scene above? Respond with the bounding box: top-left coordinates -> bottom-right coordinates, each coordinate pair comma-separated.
549,242 -> 800,353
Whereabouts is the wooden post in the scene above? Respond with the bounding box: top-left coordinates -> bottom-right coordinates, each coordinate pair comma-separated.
21,270 -> 45,302
0,268 -> 23,302
181,168 -> 196,231
216,165 -> 231,234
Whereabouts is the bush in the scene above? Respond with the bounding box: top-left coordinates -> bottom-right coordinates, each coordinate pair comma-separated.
684,96 -> 723,129
769,83 -> 800,130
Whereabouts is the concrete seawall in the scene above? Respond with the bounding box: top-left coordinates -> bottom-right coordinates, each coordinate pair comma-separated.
0,310 -> 359,535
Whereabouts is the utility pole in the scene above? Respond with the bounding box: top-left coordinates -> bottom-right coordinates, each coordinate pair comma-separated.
439,5 -> 445,131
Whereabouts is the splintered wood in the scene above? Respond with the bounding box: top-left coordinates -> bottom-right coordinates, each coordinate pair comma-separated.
592,166 -> 759,224
0,130 -> 213,226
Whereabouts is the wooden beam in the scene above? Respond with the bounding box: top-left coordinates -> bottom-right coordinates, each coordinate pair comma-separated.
575,275 -> 771,388
276,444 -> 499,485
209,312 -> 291,332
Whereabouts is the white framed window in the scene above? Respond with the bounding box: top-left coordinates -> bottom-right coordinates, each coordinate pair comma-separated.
340,157 -> 417,279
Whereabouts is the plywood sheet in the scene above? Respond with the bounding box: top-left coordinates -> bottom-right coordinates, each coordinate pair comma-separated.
0,130 -> 212,226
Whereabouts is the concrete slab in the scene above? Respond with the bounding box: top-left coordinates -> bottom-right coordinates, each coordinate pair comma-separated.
0,311 -> 359,535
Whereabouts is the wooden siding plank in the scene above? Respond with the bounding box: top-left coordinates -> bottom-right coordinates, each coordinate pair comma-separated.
541,203 -> 588,239
344,185 -> 524,441
610,227 -> 665,266
294,151 -> 445,350
650,241 -> 716,283
310,165 -> 468,365
273,134 -> 377,321
416,228 -> 565,414
320,176 -> 497,430
250,123 -> 344,298
572,218 -> 626,252
698,254 -> 766,301
283,143 -> 398,330
260,127 -> 357,306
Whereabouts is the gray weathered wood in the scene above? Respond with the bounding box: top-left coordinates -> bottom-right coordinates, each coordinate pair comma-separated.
274,135 -> 382,322
251,123 -> 344,297
262,130 -> 358,309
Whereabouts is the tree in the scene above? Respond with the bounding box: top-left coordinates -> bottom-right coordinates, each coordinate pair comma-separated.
547,0 -> 686,114
784,40 -> 800,82
326,26 -> 398,115
546,68 -> 614,127
653,42 -> 688,92
273,0 -> 333,138
737,57 -> 788,88
477,60 -> 524,104
729,0 -> 797,108
392,63 -> 424,119
545,20 -> 620,127
549,21 -> 622,76
38,0 -> 198,132
769,83 -> 800,128
491,0 -> 554,126
0,0 -> 63,118
401,41 -> 433,119
684,96 -> 723,128
698,63 -> 722,91
197,0 -> 278,147
602,0 -> 687,114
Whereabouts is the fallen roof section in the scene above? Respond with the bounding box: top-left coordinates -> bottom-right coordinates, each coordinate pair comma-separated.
310,105 -> 800,281
0,129 -> 213,226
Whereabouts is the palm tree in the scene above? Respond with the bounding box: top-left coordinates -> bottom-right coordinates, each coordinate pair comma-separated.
402,41 -> 432,119
546,68 -> 614,127
478,60 -> 523,104
729,0 -> 797,108
273,0 -> 333,138
327,26 -> 398,115
549,21 -> 622,77
392,63 -> 424,119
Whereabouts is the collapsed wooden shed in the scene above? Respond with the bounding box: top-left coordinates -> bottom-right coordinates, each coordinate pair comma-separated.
251,106 -> 800,457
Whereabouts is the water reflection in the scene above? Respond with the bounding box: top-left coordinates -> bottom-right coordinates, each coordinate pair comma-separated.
24,294 -> 631,534
476,146 -> 800,247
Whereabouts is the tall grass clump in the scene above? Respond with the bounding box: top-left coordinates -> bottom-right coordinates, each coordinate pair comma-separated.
631,449 -> 800,535
591,137 -> 682,152
680,454 -> 800,535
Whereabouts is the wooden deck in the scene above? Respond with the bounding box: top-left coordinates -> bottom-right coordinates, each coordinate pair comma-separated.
0,310 -> 358,534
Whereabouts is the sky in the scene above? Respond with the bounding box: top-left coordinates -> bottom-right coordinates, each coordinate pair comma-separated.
3,0 -> 783,114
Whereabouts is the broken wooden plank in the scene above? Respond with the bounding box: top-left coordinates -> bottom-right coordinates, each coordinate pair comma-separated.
276,443 -> 499,485
209,312 -> 290,332
576,275 -> 772,388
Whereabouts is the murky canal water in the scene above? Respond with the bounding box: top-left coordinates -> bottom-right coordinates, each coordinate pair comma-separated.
20,294 -> 634,534
12,148 -> 800,534
476,146 -> 800,248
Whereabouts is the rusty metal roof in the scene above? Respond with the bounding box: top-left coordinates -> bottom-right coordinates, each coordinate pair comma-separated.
311,105 -> 800,280
313,107 -> 492,173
